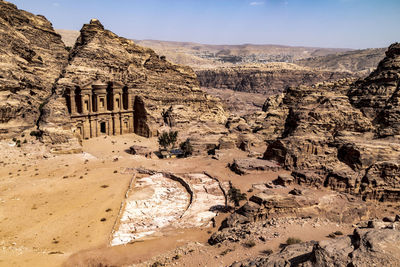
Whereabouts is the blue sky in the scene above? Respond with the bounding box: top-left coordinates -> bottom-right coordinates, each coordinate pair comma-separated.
8,0 -> 400,49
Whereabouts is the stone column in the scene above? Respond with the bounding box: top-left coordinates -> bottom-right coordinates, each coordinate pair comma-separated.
69,89 -> 77,114
113,83 -> 123,112
127,88 -> 134,110
113,114 -> 121,135
81,88 -> 93,114
83,118 -> 91,139
129,114 -> 134,133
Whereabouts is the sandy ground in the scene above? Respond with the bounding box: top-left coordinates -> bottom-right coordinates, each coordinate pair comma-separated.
0,133 -> 397,267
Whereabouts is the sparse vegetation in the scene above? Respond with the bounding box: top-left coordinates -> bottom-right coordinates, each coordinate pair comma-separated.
180,138 -> 193,157
285,237 -> 302,245
158,130 -> 178,150
227,181 -> 247,208
30,130 -> 43,138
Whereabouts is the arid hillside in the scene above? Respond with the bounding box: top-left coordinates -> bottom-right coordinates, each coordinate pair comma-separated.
296,47 -> 386,76
56,29 -> 351,69
196,63 -> 353,94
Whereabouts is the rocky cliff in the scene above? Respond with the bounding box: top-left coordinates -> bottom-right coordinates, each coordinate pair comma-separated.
196,64 -> 353,94
0,1 -> 226,150
261,43 -> 400,201
0,0 -> 68,136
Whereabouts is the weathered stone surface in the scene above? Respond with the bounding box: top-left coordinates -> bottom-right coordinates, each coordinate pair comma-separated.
0,1 -> 227,151
233,227 -> 400,267
229,158 -> 281,175
0,0 -> 68,136
196,64 -> 353,94
261,43 -> 400,201
273,173 -> 294,186
211,189 -> 370,245
39,19 -> 226,149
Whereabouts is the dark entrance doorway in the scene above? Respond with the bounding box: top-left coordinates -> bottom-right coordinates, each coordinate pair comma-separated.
100,122 -> 106,134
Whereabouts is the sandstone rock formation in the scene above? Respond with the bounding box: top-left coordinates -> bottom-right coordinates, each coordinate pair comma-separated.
0,1 -> 226,151
40,18 -> 226,151
196,64 -> 353,94
231,225 -> 400,267
0,0 -> 68,137
209,189 -> 370,246
261,43 -> 400,201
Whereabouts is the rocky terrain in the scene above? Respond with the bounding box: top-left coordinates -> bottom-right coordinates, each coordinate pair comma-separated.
233,224 -> 400,267
0,1 -> 68,137
1,1 -> 400,267
0,1 -> 226,152
257,43 -> 400,202
196,64 -> 353,94
296,48 -> 386,76
42,18 -> 226,152
56,30 -> 351,68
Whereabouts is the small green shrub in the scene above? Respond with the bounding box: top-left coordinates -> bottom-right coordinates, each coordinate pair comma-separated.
180,139 -> 193,157
286,237 -> 302,245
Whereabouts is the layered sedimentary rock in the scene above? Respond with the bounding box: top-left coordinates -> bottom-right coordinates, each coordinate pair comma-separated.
196,64 -> 353,94
0,0 -> 68,136
0,1 -> 226,151
39,19 -> 226,150
261,43 -> 400,201
232,226 -> 400,267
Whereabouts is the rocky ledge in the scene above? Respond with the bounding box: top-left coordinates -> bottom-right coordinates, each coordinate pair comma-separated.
260,43 -> 400,201
231,223 -> 400,267
196,63 -> 353,94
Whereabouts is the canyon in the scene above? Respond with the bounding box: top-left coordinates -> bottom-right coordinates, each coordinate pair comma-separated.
0,1 -> 399,267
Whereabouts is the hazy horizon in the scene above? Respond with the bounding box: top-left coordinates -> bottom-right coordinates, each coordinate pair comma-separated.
8,0 -> 400,49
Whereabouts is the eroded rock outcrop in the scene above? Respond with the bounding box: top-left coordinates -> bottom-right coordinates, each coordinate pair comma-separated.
261,43 -> 400,201
0,1 -> 227,151
232,226 -> 400,267
0,0 -> 68,136
196,64 -> 353,94
39,19 -> 226,150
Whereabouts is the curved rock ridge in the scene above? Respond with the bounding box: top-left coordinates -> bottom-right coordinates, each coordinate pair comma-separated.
0,0 -> 68,136
261,43 -> 400,201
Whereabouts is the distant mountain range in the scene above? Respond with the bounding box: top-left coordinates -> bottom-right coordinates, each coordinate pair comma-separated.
56,29 -> 386,75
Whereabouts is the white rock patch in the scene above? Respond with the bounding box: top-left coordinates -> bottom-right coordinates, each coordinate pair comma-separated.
111,173 -> 225,246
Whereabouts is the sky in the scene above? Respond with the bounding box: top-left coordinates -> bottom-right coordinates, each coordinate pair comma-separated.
8,0 -> 400,49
